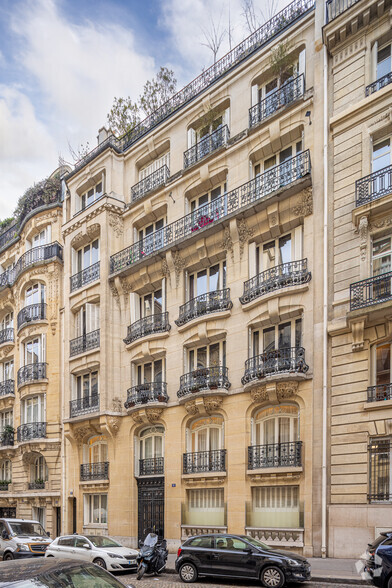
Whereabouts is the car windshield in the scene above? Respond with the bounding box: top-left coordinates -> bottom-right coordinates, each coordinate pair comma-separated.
243,536 -> 273,551
85,536 -> 121,548
5,564 -> 127,588
9,522 -> 48,537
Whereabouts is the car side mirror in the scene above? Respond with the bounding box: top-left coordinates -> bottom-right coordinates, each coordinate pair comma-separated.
82,543 -> 91,549
1,530 -> 9,540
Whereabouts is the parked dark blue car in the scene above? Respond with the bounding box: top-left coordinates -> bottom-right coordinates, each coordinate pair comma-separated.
365,531 -> 392,587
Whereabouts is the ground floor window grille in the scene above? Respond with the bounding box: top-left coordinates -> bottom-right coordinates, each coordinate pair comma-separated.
369,438 -> 391,502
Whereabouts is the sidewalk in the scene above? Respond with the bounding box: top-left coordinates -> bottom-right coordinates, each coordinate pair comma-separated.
166,554 -> 367,584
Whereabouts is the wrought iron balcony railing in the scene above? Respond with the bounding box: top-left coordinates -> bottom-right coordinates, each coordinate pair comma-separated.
70,329 -> 100,357
240,259 -> 311,304
350,272 -> 392,311
17,303 -> 46,330
131,165 -> 170,203
70,262 -> 100,292
70,394 -> 99,418
242,347 -> 308,384
184,126 -> 229,168
0,380 -> 14,397
367,383 -> 392,403
124,312 -> 170,344
356,164 -> 392,207
366,72 -> 392,97
28,481 -> 45,490
248,441 -> 302,469
175,289 -> 232,327
0,482 -> 10,491
178,366 -> 230,398
0,429 -> 14,447
80,462 -> 109,481
0,223 -> 18,252
17,362 -> 47,387
110,151 -> 311,275
183,449 -> 226,474
0,242 -> 63,290
0,328 -> 14,345
325,0 -> 361,22
249,75 -> 304,128
17,422 -> 46,442
125,382 -> 168,409
139,457 -> 164,476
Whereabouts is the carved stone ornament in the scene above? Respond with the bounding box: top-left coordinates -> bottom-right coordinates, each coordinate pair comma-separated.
371,215 -> 392,230
109,282 -> 120,306
172,251 -> 185,287
131,412 -> 144,424
120,277 -> 133,295
0,345 -> 14,359
146,407 -> 164,423
357,215 -> 368,262
203,395 -> 223,414
22,451 -> 42,466
161,259 -> 171,285
108,212 -> 123,237
292,187 -> 313,217
107,417 -> 120,436
112,398 -> 122,413
184,399 -> 199,415
349,317 -> 365,352
220,226 -> 234,262
277,381 -> 299,401
250,387 -> 269,402
237,218 -> 255,258
73,426 -> 95,444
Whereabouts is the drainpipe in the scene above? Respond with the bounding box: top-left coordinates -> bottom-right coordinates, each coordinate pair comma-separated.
321,41 -> 328,559
60,306 -> 66,535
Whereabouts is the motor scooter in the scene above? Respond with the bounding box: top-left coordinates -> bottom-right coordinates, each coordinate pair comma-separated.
136,532 -> 168,580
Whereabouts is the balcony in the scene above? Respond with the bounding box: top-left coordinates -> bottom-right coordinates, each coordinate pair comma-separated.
70,394 -> 99,418
240,259 -> 311,304
70,262 -> 100,292
248,441 -> 302,469
17,303 -> 46,330
131,165 -> 170,203
0,380 -> 14,397
125,382 -> 168,409
184,126 -> 229,169
325,0 -> 361,22
17,362 -> 47,387
178,366 -> 230,399
17,422 -> 46,442
249,75 -> 304,129
175,289 -> 232,327
80,462 -> 109,481
356,164 -> 392,207
124,312 -> 170,345
0,328 -> 14,345
183,449 -> 226,474
110,150 -> 311,276
241,347 -> 308,385
139,457 -> 164,476
70,329 -> 100,357
0,429 -> 14,447
0,242 -> 63,290
366,73 -> 392,97
28,481 -> 46,490
350,273 -> 392,311
367,383 -> 392,403
0,482 -> 10,491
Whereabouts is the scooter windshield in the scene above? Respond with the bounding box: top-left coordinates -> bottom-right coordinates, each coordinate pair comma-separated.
143,533 -> 158,547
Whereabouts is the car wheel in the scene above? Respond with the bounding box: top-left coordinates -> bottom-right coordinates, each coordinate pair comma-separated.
260,565 -> 285,588
93,557 -> 107,570
3,552 -> 14,561
46,555 -> 55,557
179,562 -> 198,583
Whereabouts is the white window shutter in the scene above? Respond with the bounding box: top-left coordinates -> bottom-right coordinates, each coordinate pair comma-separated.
249,242 -> 257,278
46,224 -> 51,244
162,278 -> 166,312
251,84 -> 259,107
41,334 -> 46,363
223,107 -> 230,129
75,309 -> 81,337
188,128 -> 196,148
130,293 -> 139,324
134,435 -> 139,476
371,41 -> 378,82
294,225 -> 303,260
298,49 -> 306,83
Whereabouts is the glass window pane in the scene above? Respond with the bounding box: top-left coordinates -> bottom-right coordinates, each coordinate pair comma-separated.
279,418 -> 290,442
373,140 -> 391,173
209,265 -> 219,292
264,156 -> 276,171
197,347 -> 207,368
263,241 -> 276,269
209,427 -> 220,450
196,270 -> 207,296
279,234 -> 292,265
376,344 -> 391,386
145,436 -> 153,458
278,323 -> 291,349
210,186 -> 221,201
377,46 -> 391,80
198,429 -> 207,451
264,419 -> 275,444
91,240 -> 99,264
154,290 -> 162,314
295,319 -> 302,348
154,436 -> 163,457
144,363 -> 152,383
263,327 -> 275,352
154,360 -> 162,382
83,245 -> 90,269
209,343 -> 220,367
144,294 -> 152,317
253,331 -> 260,356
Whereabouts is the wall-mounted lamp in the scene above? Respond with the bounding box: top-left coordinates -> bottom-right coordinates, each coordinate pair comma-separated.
305,111 -> 312,125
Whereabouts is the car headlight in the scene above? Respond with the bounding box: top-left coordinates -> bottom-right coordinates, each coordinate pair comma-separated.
16,543 -> 30,552
287,558 -> 301,566
108,553 -> 124,559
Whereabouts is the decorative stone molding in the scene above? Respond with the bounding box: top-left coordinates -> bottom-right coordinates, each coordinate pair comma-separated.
146,407 -> 164,423
237,218 -> 254,258
108,212 -> 123,237
349,317 -> 366,352
106,417 -> 120,437
161,259 -> 171,283
73,426 -> 96,444
292,187 -> 313,217
119,277 -> 133,295
62,202 -> 124,237
131,412 -> 145,424
109,283 -> 120,307
250,387 -> 269,402
0,345 -> 14,359
112,398 -> 122,413
172,251 -> 185,287
220,226 -> 234,262
22,451 -> 41,466
183,476 -> 225,486
203,395 -> 223,414
277,381 -> 299,401
371,215 -> 392,230
357,215 -> 369,262
184,399 -> 199,415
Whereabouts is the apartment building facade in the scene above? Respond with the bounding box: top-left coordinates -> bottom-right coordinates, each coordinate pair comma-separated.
325,0 -> 392,558
62,0 -> 326,556
0,169 -> 64,537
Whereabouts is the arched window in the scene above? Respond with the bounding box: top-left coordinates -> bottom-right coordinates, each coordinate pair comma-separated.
188,416 -> 224,452
31,456 -> 48,483
253,405 -> 299,446
0,460 -> 11,482
83,435 -> 108,464
139,426 -> 164,460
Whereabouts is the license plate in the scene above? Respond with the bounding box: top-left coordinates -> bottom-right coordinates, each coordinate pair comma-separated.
128,560 -> 136,565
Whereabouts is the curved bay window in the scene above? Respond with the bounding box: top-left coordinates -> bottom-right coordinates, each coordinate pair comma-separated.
184,416 -> 226,474
81,435 -> 108,481
138,426 -> 164,476
249,406 -> 302,469
30,455 -> 48,489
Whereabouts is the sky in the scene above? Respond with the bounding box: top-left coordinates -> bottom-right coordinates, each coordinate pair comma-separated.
0,0 -> 290,219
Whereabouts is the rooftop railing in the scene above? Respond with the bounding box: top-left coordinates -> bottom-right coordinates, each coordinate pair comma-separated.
131,165 -> 170,203
355,164 -> 392,207
365,72 -> 392,97
350,272 -> 392,310
110,150 -> 311,275
184,126 -> 229,168
325,0 -> 361,22
0,242 -> 63,290
249,75 -> 304,128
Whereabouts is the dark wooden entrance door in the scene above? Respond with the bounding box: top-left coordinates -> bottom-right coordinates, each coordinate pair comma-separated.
137,477 -> 164,543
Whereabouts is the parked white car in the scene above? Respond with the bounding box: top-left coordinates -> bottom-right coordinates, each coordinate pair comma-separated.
45,534 -> 139,572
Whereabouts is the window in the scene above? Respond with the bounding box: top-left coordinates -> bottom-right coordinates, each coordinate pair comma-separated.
189,416 -> 224,452
75,303 -> 100,337
253,405 -> 299,445
189,536 -> 214,548
254,141 -> 303,181
0,460 -> 11,482
373,139 -> 391,174
74,371 -> 98,402
251,50 -> 305,109
32,507 -> 46,528
139,426 -> 164,460
188,262 -> 226,299
31,456 -> 48,482
0,411 -> 13,432
189,183 -> 226,214
137,218 -> 165,255
58,537 -> 75,547
188,488 -> 224,510
138,218 -> 165,242
25,283 -> 45,306
0,313 -> 13,330
139,152 -> 170,181
74,240 -> 99,273
21,396 -> 45,424
23,337 -> 45,365
136,360 -> 163,385
369,438 -> 392,502
252,319 -> 302,356
79,180 -> 103,211
1,360 -> 13,382
376,43 -> 391,81
139,290 -> 162,319
27,226 -> 51,250
188,341 -> 226,371
84,494 -> 108,525
252,486 -> 299,513
373,343 -> 392,387
188,109 -> 230,149
83,435 -> 108,464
